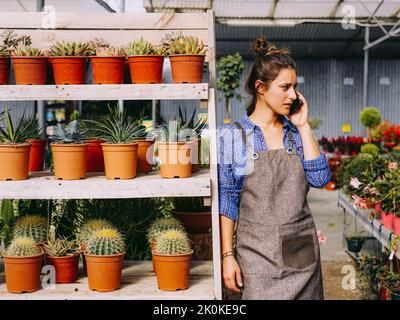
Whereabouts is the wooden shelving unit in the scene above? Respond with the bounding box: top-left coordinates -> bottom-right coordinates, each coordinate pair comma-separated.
0,10 -> 222,300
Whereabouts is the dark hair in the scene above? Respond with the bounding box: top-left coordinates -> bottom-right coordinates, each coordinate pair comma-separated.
245,36 -> 297,116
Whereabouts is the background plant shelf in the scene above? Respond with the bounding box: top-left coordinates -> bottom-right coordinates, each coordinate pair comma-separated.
0,170 -> 211,200
338,191 -> 400,259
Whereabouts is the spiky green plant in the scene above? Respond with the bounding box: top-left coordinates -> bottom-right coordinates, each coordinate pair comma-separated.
160,31 -> 184,54
125,38 -> 159,56
42,237 -> 79,257
11,43 -> 45,57
12,215 -> 47,243
87,227 -> 126,255
168,36 -> 206,55
154,229 -> 191,255
76,218 -> 114,248
49,40 -> 91,56
84,105 -> 146,144
155,118 -> 194,142
0,45 -> 9,57
0,30 -> 31,57
0,109 -> 38,144
49,120 -> 86,144
20,115 -> 43,140
146,217 -> 184,243
88,37 -> 109,54
95,46 -> 125,57
177,106 -> 207,138
5,236 -> 42,256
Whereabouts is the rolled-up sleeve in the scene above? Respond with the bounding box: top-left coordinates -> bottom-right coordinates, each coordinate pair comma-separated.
217,126 -> 240,222
302,147 -> 331,188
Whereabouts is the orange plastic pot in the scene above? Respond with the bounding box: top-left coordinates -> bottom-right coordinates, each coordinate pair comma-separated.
136,139 -> 155,173
157,142 -> 192,178
86,139 -> 105,172
27,138 -> 46,172
3,253 -> 43,293
173,211 -> 211,234
85,253 -> 124,292
45,253 -> 80,284
102,143 -> 138,179
90,56 -> 125,84
0,57 -> 10,84
12,57 -> 47,85
152,251 -> 193,291
127,55 -> 164,84
169,55 -> 205,83
190,138 -> 202,173
0,143 -> 31,181
48,57 -> 87,84
51,143 -> 88,180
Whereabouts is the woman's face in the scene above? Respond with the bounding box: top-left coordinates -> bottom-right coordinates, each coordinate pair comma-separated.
255,68 -> 298,116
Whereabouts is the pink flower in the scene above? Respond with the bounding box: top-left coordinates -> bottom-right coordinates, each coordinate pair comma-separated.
317,230 -> 327,245
352,194 -> 368,209
349,177 -> 361,189
388,162 -> 398,170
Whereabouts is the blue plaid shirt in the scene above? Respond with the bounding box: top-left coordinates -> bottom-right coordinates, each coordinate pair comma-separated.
217,114 -> 331,222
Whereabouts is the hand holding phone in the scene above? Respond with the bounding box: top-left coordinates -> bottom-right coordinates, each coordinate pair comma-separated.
289,92 -> 303,115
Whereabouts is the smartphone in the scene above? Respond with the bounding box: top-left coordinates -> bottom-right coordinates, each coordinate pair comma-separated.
289,93 -> 303,115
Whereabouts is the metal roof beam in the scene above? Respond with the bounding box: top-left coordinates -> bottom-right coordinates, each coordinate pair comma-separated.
329,0 -> 344,18
269,0 -> 279,18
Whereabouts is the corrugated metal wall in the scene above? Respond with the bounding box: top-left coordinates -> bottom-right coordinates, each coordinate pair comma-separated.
160,58 -> 400,138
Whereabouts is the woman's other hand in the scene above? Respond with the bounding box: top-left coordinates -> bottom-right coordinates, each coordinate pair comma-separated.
222,255 -> 243,293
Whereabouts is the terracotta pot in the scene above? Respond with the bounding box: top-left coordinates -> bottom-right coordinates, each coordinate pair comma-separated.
381,211 -> 395,231
157,142 -> 192,178
27,139 -> 46,172
150,241 -> 157,274
173,210 -> 211,234
3,253 -> 43,293
190,138 -> 202,173
85,253 -> 124,292
136,139 -> 155,173
90,56 -> 125,84
12,57 -> 47,85
393,215 -> 400,234
127,55 -> 164,84
0,57 -> 10,84
86,139 -> 105,172
153,251 -> 193,291
0,143 -> 31,181
45,253 -> 80,283
169,55 -> 205,83
51,143 -> 88,180
102,143 -> 138,179
48,57 -> 87,84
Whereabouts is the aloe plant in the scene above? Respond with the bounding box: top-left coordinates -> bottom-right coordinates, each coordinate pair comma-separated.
11,43 -> 45,57
49,40 -> 91,56
177,106 -> 207,139
168,36 -> 207,55
125,38 -> 162,56
20,115 -> 43,140
42,237 -> 79,257
84,106 -> 146,144
49,120 -> 86,144
0,30 -> 31,57
0,109 -> 38,144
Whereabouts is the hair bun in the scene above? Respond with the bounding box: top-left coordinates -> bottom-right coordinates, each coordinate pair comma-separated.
252,36 -> 289,57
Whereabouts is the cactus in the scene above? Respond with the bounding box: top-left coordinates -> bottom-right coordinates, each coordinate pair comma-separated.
146,217 -> 184,243
95,46 -> 125,57
154,229 -> 192,255
125,38 -> 158,56
42,237 -> 79,257
11,43 -> 45,57
87,227 -> 125,255
168,36 -> 206,55
49,40 -> 91,56
5,236 -> 42,256
76,218 -> 114,247
12,215 -> 47,244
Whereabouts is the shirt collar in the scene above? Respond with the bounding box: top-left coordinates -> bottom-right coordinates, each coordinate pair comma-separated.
240,114 -> 298,135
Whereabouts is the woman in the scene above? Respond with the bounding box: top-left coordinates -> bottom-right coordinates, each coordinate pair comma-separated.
217,37 -> 331,300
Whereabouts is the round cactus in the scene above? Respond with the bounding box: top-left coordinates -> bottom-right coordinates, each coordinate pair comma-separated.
87,228 -> 125,256
146,217 -> 184,243
76,219 -> 114,247
154,229 -> 192,255
5,237 -> 42,257
12,215 -> 47,244
361,143 -> 380,155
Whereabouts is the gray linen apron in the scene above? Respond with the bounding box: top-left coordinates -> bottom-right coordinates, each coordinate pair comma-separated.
233,122 -> 323,300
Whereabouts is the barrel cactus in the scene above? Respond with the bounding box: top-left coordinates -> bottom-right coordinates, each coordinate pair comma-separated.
87,228 -> 125,256
146,217 -> 184,243
5,237 -> 42,257
76,218 -> 114,248
12,215 -> 47,244
155,229 -> 192,255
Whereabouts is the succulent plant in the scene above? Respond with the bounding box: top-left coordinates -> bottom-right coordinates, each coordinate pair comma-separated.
49,120 -> 86,144
12,215 -> 48,243
155,118 -> 194,142
125,38 -> 159,56
20,115 -> 43,140
0,29 -> 31,57
76,218 -> 114,248
168,36 -> 206,55
87,227 -> 126,255
154,229 -> 192,255
42,237 -> 79,257
0,45 -> 10,57
11,43 -> 45,57
146,217 -> 184,243
95,46 -> 125,57
49,40 -> 91,56
160,31 -> 184,54
5,236 -> 42,256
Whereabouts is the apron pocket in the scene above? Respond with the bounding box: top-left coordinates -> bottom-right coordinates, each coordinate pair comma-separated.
281,233 -> 316,270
